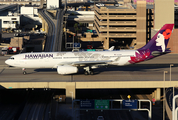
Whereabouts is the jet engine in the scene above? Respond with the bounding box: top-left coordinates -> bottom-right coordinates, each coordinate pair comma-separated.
57,65 -> 78,75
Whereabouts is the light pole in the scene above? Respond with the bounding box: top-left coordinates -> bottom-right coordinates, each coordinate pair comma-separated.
170,64 -> 174,86
170,64 -> 174,99
163,71 -> 168,120
73,34 -> 75,50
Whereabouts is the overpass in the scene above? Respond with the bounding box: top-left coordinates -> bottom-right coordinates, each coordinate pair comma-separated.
0,81 -> 178,101
53,9 -> 64,51
38,9 -> 56,52
0,4 -> 17,11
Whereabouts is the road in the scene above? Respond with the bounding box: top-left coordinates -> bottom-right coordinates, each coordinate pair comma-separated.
53,9 -> 64,52
0,54 -> 178,82
0,89 -> 67,120
38,9 -> 56,52
0,88 -> 153,120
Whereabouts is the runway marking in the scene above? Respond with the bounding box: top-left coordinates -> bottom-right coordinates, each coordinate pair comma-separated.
6,67 -> 21,69
0,67 -> 18,69
0,68 -> 5,74
0,65 -> 21,69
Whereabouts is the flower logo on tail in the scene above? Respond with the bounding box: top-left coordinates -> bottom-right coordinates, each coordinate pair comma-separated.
163,29 -> 172,40
129,49 -> 151,64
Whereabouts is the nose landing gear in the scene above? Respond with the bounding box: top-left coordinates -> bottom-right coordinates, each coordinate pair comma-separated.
22,68 -> 27,75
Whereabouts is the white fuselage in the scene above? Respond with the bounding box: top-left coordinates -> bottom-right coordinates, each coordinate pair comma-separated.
5,50 -> 136,69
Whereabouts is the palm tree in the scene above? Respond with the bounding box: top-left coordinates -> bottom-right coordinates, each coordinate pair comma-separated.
79,23 -> 83,32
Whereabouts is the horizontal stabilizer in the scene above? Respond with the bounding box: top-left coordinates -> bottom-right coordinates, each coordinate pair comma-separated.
108,46 -> 114,51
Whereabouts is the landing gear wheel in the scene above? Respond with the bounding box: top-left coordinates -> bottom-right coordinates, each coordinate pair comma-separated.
22,68 -> 27,75
23,71 -> 27,75
84,67 -> 94,75
84,71 -> 89,75
90,70 -> 94,75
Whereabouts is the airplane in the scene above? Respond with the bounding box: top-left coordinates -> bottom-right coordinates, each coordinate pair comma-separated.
5,24 -> 174,75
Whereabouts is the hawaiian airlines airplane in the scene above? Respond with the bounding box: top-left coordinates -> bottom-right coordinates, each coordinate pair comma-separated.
5,24 -> 174,75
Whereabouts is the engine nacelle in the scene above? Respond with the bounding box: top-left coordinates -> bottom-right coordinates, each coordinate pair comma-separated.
57,65 -> 78,75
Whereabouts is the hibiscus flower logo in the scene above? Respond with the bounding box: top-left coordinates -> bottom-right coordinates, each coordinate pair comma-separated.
163,29 -> 172,40
129,49 -> 151,64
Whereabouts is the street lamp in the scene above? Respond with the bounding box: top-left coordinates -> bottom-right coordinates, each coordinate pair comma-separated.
73,34 -> 75,50
170,64 -> 174,86
170,64 -> 174,99
163,71 -> 168,120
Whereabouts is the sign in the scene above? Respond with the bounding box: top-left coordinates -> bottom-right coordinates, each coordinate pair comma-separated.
95,100 -> 109,109
122,100 -> 138,109
87,49 -> 95,51
92,30 -> 97,34
80,100 -> 94,109
73,43 -> 81,48
87,30 -> 92,33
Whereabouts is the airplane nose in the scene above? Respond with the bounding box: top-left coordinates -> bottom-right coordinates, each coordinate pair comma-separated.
5,60 -> 9,65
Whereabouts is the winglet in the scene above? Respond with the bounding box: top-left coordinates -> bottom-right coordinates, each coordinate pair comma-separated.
108,46 -> 114,51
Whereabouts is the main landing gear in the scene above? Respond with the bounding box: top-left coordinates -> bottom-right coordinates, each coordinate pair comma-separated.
22,68 -> 27,75
84,66 -> 94,75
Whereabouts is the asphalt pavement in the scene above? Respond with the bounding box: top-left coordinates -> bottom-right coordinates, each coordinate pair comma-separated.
0,54 -> 178,82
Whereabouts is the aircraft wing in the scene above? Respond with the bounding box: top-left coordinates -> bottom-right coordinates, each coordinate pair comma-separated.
54,60 -> 112,68
71,60 -> 112,66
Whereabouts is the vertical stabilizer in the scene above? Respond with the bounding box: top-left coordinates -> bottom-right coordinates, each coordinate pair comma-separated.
138,24 -> 174,53
129,24 -> 174,64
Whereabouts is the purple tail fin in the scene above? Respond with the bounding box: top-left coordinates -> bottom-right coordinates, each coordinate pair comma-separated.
138,24 -> 174,53
128,24 -> 174,64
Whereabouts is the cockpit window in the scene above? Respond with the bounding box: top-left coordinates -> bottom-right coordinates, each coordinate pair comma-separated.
9,57 -> 14,60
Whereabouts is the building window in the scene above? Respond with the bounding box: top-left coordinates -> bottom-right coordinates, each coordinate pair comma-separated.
12,21 -> 18,24
3,21 -> 10,24
11,18 -> 16,20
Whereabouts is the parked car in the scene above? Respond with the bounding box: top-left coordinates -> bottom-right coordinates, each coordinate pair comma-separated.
96,3 -> 104,7
8,47 -> 20,54
1,47 -> 8,55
